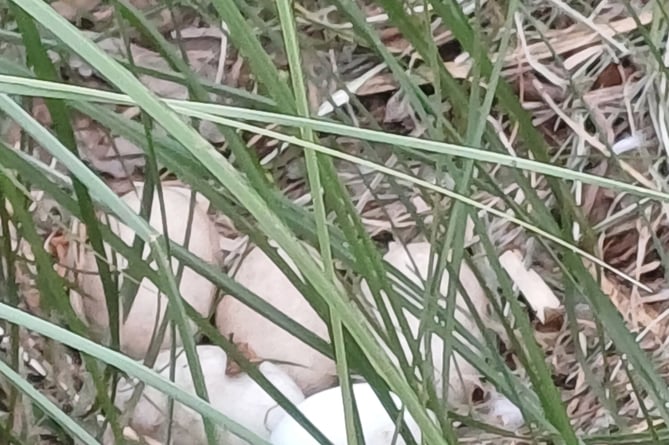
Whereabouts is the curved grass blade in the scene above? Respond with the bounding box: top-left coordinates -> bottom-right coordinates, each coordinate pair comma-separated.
2,75 -> 668,206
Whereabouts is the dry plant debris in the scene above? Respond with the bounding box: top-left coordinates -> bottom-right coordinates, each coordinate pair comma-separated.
224,341 -> 262,376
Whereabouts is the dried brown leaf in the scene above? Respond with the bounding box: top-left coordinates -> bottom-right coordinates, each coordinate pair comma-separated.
225,341 -> 261,376
593,62 -> 635,89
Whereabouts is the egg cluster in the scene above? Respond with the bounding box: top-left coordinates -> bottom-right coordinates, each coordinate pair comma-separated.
69,182 -> 522,444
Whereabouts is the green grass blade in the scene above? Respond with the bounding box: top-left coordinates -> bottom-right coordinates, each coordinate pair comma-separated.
275,2 -> 365,445
208,0 -> 295,110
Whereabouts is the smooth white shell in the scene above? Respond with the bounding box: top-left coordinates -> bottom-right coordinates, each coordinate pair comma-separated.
69,183 -> 219,359
270,383 -> 421,445
215,246 -> 336,395
361,241 -> 488,403
487,392 -> 524,429
113,345 -> 305,445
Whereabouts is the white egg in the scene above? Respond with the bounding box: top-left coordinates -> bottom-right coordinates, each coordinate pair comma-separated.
215,246 -> 336,395
487,393 -> 524,429
270,383 -> 421,445
69,183 -> 219,359
114,345 -> 305,445
361,241 -> 488,404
